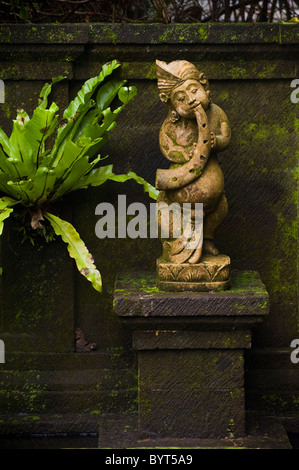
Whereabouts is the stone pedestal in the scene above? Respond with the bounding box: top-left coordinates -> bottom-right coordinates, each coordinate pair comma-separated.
157,254 -> 231,292
114,270 -> 269,439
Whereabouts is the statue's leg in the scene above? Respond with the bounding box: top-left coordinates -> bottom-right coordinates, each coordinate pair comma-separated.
203,192 -> 228,255
161,214 -> 203,264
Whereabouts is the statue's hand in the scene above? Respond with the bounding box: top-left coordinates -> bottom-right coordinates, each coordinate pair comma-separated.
210,131 -> 216,149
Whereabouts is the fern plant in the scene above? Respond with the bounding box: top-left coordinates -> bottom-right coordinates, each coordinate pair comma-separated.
0,60 -> 158,292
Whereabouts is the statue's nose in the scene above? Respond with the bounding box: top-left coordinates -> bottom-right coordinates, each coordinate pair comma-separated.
187,94 -> 196,105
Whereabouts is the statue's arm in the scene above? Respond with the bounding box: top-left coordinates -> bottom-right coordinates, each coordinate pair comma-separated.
156,105 -> 210,190
214,120 -> 231,152
210,105 -> 231,152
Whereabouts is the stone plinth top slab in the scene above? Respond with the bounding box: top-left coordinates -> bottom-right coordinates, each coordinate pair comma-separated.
114,269 -> 270,319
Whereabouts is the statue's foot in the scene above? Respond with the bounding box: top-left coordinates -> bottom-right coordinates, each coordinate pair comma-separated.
203,239 -> 219,256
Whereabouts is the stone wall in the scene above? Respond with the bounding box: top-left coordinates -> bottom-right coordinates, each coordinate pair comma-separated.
0,23 -> 298,422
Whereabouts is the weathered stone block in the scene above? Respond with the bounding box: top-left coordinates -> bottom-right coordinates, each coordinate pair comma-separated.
139,387 -> 245,438
114,270 -> 269,438
133,330 -> 251,350
138,348 -> 245,437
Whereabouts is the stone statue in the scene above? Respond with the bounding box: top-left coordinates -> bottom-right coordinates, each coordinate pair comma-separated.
155,59 -> 231,291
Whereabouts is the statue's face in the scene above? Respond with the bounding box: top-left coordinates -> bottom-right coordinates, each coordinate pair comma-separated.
170,79 -> 209,117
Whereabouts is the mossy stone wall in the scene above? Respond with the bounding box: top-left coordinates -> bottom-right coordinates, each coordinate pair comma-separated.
0,24 -> 298,416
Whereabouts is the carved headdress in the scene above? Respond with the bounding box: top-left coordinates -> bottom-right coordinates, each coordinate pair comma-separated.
156,60 -> 209,96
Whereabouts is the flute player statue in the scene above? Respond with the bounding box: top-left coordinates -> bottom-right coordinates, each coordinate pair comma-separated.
155,59 -> 231,291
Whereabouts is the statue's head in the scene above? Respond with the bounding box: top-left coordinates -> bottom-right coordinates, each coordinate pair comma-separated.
156,60 -> 211,119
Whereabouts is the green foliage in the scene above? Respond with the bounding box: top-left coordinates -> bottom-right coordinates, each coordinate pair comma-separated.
0,1 -> 298,24
44,212 -> 102,293
0,60 -> 158,292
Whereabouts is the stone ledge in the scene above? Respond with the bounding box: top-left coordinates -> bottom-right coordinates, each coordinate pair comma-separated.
133,330 -> 251,350
0,412 -> 293,448
0,413 -> 101,436
0,24 -> 89,44
0,23 -> 297,45
0,24 -> 296,81
96,412 -> 292,449
114,269 -> 270,320
0,351 -> 133,370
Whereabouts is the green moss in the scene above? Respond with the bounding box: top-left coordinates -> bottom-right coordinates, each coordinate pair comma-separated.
198,26 -> 208,41
248,123 -> 257,132
140,285 -> 160,294
21,415 -> 40,421
292,395 -> 299,406
245,122 -> 290,153
227,418 -> 235,438
159,29 -> 173,43
169,150 -> 184,161
158,24 -> 208,43
218,91 -> 230,102
101,26 -> 118,45
1,103 -> 12,119
221,270 -> 267,295
12,271 -> 57,329
258,299 -> 269,310
264,206 -> 298,303
140,394 -> 152,418
228,66 -> 248,79
255,127 -> 269,140
232,303 -> 246,314
224,336 -> 235,347
119,62 -> 156,80
169,163 -> 181,169
277,212 -> 297,257
261,394 -> 288,409
117,270 -> 268,298
16,380 -> 46,413
256,64 -> 277,79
